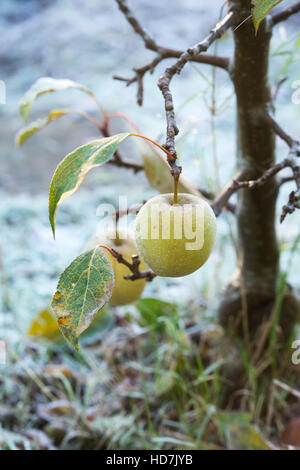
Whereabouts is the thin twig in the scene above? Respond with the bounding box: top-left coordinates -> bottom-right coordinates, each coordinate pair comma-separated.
113,50 -> 229,106
212,111 -> 300,217
279,175 -> 296,186
263,111 -> 298,149
116,202 -> 145,220
157,11 -> 234,173
212,160 -> 300,218
108,157 -> 144,172
234,160 -> 291,189
212,171 -> 244,216
115,0 -> 158,50
100,244 -> 156,282
272,76 -> 287,104
114,0 -> 300,223
263,111 -> 300,222
101,122 -> 144,172
114,0 -> 230,107
271,1 -> 300,26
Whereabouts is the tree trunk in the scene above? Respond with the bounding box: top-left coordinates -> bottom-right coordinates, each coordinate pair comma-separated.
220,0 -> 298,342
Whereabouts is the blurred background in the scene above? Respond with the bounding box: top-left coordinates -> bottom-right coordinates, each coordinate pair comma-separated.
0,0 -> 300,450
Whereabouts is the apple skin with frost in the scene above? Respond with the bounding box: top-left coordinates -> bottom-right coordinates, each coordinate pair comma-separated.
86,231 -> 147,306
134,193 -> 216,277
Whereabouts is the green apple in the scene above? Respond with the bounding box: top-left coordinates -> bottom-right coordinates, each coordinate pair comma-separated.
135,193 -> 216,277
86,230 -> 147,306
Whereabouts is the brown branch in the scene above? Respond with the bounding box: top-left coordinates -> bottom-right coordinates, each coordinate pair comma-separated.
212,113 -> 300,219
160,47 -> 230,70
279,175 -> 296,186
114,0 -> 233,179
108,157 -> 144,172
101,244 -> 156,282
115,0 -> 158,51
114,1 -> 300,222
212,171 -> 244,216
281,191 -> 300,222
114,55 -> 164,105
213,159 -> 300,219
114,50 -> 229,106
116,202 -> 145,220
115,0 -> 231,70
235,161 -> 292,189
197,186 -> 236,215
114,0 -> 230,106
263,111 -> 299,149
101,124 -> 144,173
271,1 -> 300,26
157,11 -> 234,166
280,151 -> 300,222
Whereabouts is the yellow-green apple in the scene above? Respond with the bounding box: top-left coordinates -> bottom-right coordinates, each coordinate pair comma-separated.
86,230 -> 147,306
135,193 -> 216,277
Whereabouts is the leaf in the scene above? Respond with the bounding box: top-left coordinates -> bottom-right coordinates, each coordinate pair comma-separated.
216,411 -> 251,430
28,305 -> 111,343
49,132 -> 129,236
136,139 -> 202,197
16,109 -> 70,146
27,308 -> 62,340
252,0 -> 283,33
51,246 -> 114,350
19,77 -> 95,121
137,298 -> 178,329
226,423 -> 276,450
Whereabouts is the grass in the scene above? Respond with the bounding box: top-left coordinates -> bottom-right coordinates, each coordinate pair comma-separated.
0,287 -> 299,450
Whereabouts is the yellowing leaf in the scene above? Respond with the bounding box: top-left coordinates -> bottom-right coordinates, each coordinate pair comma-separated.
137,139 -> 202,197
28,308 -> 61,340
49,133 -> 129,236
226,423 -> 276,450
51,246 -> 114,350
16,109 -> 70,146
19,77 -> 95,121
252,0 -> 283,33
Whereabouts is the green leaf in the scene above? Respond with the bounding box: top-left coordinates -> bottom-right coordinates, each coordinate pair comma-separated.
137,298 -> 178,329
27,304 -> 112,343
49,132 -> 129,237
19,77 -> 95,121
16,109 -> 70,146
51,246 -> 114,350
252,0 -> 283,33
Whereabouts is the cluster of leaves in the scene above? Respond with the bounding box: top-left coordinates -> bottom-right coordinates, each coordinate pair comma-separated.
17,80 -> 131,348
17,73 -> 209,349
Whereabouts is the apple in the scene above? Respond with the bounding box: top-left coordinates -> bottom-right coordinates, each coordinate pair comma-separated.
85,230 -> 147,306
135,193 -> 216,277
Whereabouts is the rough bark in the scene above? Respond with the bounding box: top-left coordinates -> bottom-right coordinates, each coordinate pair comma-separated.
220,0 -> 299,341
